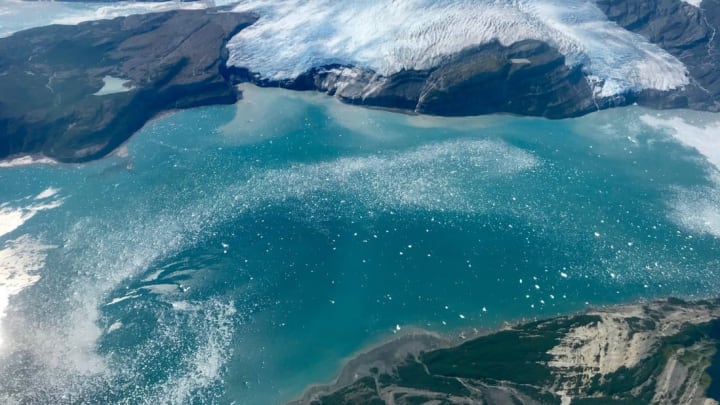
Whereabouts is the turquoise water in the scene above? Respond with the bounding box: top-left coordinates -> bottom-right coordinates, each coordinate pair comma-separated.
1,86 -> 720,404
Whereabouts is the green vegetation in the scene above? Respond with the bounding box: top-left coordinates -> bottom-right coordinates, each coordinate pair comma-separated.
394,360 -> 470,396
422,315 -> 601,385
313,304 -> 720,405
316,377 -> 383,405
421,329 -> 555,384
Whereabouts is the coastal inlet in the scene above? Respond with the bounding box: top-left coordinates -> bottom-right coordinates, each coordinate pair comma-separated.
1,85 -> 720,404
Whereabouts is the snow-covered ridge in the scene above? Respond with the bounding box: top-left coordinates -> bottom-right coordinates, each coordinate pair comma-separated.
228,0 -> 689,97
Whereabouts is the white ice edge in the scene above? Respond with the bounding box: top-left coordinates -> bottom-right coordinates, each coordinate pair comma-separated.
0,155 -> 57,168
640,114 -> 720,171
227,0 -> 689,97
0,235 -> 56,351
640,113 -> 720,238
0,199 -> 63,238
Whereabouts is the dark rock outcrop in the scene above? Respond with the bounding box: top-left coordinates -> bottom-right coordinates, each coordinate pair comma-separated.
415,40 -> 600,118
234,39 -> 603,119
0,9 -> 257,162
596,0 -> 720,111
229,0 -> 720,120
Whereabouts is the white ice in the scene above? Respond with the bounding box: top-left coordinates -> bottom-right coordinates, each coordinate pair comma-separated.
682,0 -> 703,8
228,0 -> 689,97
641,113 -> 720,238
0,235 -> 55,351
0,198 -> 63,238
35,187 -> 60,200
640,115 -> 720,170
0,190 -> 62,351
0,155 -> 57,168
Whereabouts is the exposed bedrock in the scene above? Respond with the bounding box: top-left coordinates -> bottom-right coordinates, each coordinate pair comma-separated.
596,0 -> 720,111
0,9 -> 257,162
3,1 -> 720,163
230,0 -> 720,119
231,39 -> 609,119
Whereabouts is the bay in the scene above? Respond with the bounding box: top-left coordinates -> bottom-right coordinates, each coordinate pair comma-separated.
0,85 -> 719,404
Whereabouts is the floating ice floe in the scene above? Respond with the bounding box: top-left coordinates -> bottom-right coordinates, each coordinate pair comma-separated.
0,192 -> 63,238
0,155 -> 57,168
0,235 -> 56,351
641,114 -> 720,238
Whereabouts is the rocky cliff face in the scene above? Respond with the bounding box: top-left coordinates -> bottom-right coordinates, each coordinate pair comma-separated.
232,39 -> 603,119
292,298 -> 720,405
596,0 -> 720,111
0,9 -> 257,162
3,1 -> 720,163
228,0 -> 720,120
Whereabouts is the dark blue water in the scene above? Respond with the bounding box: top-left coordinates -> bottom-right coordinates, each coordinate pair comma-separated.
1,86 -> 719,404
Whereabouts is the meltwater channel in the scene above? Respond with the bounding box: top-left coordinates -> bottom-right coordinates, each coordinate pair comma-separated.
1,85 -> 720,404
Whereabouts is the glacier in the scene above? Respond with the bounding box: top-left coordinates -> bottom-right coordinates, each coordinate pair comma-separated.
228,0 -> 690,97
0,0 -> 693,99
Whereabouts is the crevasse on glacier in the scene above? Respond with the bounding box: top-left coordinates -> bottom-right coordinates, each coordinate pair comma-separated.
227,0 -> 690,97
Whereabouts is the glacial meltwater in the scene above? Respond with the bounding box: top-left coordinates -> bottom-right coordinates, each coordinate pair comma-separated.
1,85 -> 720,403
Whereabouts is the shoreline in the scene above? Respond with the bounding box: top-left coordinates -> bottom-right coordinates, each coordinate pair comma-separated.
0,106 -> 191,169
0,8 -> 258,163
287,295 -> 719,404
3,84 -> 719,169
3,0 -> 720,163
286,330 -> 450,405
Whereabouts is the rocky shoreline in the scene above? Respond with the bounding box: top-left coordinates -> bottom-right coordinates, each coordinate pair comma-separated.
231,0 -> 720,121
291,298 -> 720,405
1,0 -> 719,163
228,39 -> 604,119
0,8 -> 257,163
